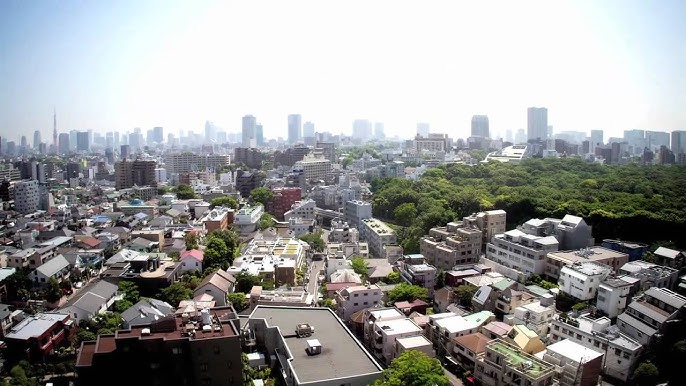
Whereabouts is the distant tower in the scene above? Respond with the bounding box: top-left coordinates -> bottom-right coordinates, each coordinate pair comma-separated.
53,107 -> 58,151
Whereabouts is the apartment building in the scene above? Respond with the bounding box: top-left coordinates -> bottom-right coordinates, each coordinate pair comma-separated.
597,277 -> 633,318
486,229 -> 559,276
506,296 -> 556,336
545,247 -> 629,281
543,339 -> 603,386
420,224 -> 482,270
268,187 -> 301,220
114,159 -> 156,190
519,214 -> 593,250
617,287 -> 686,345
328,219 -> 359,243
344,200 -> 372,228
334,284 -> 382,322
370,317 -> 425,365
288,217 -> 315,237
619,260 -> 679,290
462,210 -> 507,249
426,312 -> 493,357
234,205 -> 264,234
294,154 -> 331,182
163,153 -> 231,173
199,206 -> 234,233
549,313 -> 643,381
284,199 -> 315,221
235,170 -> 264,199
14,180 -> 40,214
474,339 -> 555,386
359,218 -> 397,258
228,238 -> 307,286
558,262 -> 612,301
397,254 -> 437,296
5,312 -> 73,362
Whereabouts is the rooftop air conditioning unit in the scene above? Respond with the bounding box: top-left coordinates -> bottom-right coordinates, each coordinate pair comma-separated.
306,339 -> 322,355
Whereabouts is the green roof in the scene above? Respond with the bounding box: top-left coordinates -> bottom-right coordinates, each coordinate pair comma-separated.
492,278 -> 516,291
525,285 -> 550,297
464,311 -> 494,326
488,341 -> 553,379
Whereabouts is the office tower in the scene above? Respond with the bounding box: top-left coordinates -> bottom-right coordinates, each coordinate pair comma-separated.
20,136 -> 27,148
547,125 -> 554,139
120,145 -> 130,160
152,127 -> 164,144
515,129 -> 527,144
645,130 -> 670,150
128,132 -> 141,151
471,115 -> 490,138
76,131 -> 90,152
216,131 -> 227,143
205,121 -> 216,143
417,122 -> 430,137
590,130 -> 603,149
374,122 -> 385,139
288,114 -> 302,144
145,129 -> 153,146
303,121 -> 315,138
527,107 -> 548,141
38,143 -> 47,155
352,119 -> 372,140
14,180 -> 39,214
106,132 -> 114,148
52,108 -> 58,151
242,115 -> 257,147
256,124 -> 264,146
114,159 -> 157,189
69,130 -> 77,150
114,131 -> 120,148
671,130 -> 686,155
505,129 -> 513,143
33,130 -> 42,149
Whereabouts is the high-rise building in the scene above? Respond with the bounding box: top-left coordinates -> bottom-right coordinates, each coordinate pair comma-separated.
114,159 -> 157,189
527,107 -> 548,141
69,130 -> 77,151
128,132 -> 141,151
590,130 -> 603,152
33,130 -> 42,149
645,130 -> 670,150
120,145 -> 131,160
204,121 -> 216,143
14,180 -> 40,214
352,119 -> 372,140
242,115 -> 257,147
20,136 -> 27,148
52,108 -> 58,151
303,121 -> 315,138
374,122 -> 385,139
76,131 -> 90,152
417,122 -> 430,138
471,115 -> 490,138
152,127 -> 164,144
671,130 -> 686,155
288,114 -> 302,144
256,124 -> 264,146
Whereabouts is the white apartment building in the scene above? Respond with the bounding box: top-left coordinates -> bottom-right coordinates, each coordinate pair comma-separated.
294,154 -> 331,182
234,205 -> 264,234
545,247 -> 629,281
328,219 -> 359,243
163,153 -> 231,173
153,167 -> 167,183
597,277 -> 633,318
558,262 -> 612,301
284,199 -> 315,221
619,260 -> 679,290
506,296 -> 556,336
420,225 -> 482,270
359,218 -> 396,258
486,229 -> 559,276
549,313 -> 643,381
344,200 -> 372,228
543,339 -> 604,386
426,313 -> 482,356
397,254 -> 437,296
15,180 -> 40,214
288,217 -> 315,237
462,210 -> 507,248
617,287 -> 686,345
334,284 -> 382,322
475,339 -> 555,386
370,318 -> 424,365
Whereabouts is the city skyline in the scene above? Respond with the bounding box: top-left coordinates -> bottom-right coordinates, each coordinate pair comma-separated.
2,1 -> 686,141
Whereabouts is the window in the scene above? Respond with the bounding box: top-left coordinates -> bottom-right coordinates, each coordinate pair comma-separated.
354,303 -> 358,306
172,347 -> 182,354
354,294 -> 358,297
200,363 -> 208,372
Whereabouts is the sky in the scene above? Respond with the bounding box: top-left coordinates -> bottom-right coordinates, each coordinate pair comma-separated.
1,0 -> 685,142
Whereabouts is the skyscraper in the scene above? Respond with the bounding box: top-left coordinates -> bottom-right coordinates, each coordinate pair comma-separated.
76,131 -> 90,152
374,122 -> 385,139
256,124 -> 264,147
527,107 -> 548,141
303,121 -> 315,138
152,127 -> 164,144
242,115 -> 257,147
417,122 -> 430,138
470,115 -> 490,138
58,133 -> 70,154
53,108 -> 58,151
288,114 -> 302,144
33,130 -> 42,149
205,121 -> 217,143
352,119 -> 372,140
645,130 -> 670,150
671,130 -> 686,155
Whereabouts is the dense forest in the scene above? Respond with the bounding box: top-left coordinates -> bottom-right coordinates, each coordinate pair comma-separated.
370,158 -> 686,252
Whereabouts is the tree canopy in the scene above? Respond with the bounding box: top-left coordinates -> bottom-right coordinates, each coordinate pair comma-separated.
203,229 -> 241,271
250,187 -> 273,207
175,184 -> 197,199
387,283 -> 429,304
633,362 -> 660,386
259,213 -> 276,230
157,282 -> 193,306
210,196 -> 239,210
373,350 -> 450,386
298,231 -> 325,252
351,257 -> 369,276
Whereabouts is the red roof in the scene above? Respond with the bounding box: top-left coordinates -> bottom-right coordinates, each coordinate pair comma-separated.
180,249 -> 204,262
325,282 -> 356,292
80,236 -> 101,248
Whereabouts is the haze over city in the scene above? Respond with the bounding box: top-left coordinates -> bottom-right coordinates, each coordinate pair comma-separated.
2,0 -> 685,141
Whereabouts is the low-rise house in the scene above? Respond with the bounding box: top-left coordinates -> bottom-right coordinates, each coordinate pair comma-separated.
505,295 -> 556,336
0,267 -> 17,303
363,307 -> 406,347
474,339 -> 555,386
549,313 -> 643,381
334,284 -> 382,322
193,269 -> 236,306
8,248 -> 38,269
426,312 -> 482,357
65,281 -> 120,322
5,312 -> 73,362
504,324 -> 545,354
543,339 -> 604,386
395,335 -> 434,359
394,299 -> 428,316
127,236 -> 159,253
433,287 -> 456,313
179,249 -> 203,273
480,321 -> 512,340
653,246 -> 685,269
121,298 -> 174,328
617,287 -> 686,345
453,332 -> 492,371
31,254 -> 71,285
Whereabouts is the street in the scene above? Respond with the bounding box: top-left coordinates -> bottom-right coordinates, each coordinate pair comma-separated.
306,260 -> 325,300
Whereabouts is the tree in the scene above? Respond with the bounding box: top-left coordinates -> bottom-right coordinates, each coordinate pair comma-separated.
175,184 -> 196,199
118,281 -> 140,304
228,292 -> 248,311
157,282 -> 193,306
204,237 -> 229,269
319,298 -> 335,310
184,232 -> 199,250
208,229 -> 241,255
235,272 -> 261,293
259,213 -> 276,230
5,272 -> 32,302
210,196 -> 239,210
385,271 -> 402,284
113,299 -> 133,313
351,257 -> 369,276
393,203 -> 417,227
387,283 -> 429,304
75,329 -> 97,345
299,231 -> 325,252
250,187 -> 273,207
456,284 -> 477,307
45,278 -> 62,303
373,350 -> 450,386
633,362 -> 660,386
434,270 -> 445,289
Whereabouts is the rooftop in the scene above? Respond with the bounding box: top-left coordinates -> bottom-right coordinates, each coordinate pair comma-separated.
249,306 -> 382,384
486,340 -> 554,379
548,246 -> 628,264
396,335 -> 432,349
376,318 -> 422,335
6,313 -> 69,340
545,338 -> 603,362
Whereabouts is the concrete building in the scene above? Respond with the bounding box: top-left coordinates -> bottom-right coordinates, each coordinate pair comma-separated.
199,206 -> 234,233
76,307 -> 242,386
619,260 -> 679,290
475,339 -> 555,386
284,199 -> 316,222
426,312 -> 489,357
294,154 -> 331,182
288,114 -> 302,144
344,200 -> 372,228
601,239 -> 648,262
519,215 -> 593,251
462,210 -> 507,249
596,277 -> 633,318
269,187 -> 301,220
5,312 -> 73,362
527,107 -> 548,141
234,147 -> 263,169
163,153 -> 231,174
14,180 -> 40,214
334,284 -> 382,322
486,229 -> 559,277
484,145 -> 531,163
420,223 -> 483,270
359,218 -> 397,258
245,306 -> 383,386
543,339 -> 603,386
506,296 -> 556,337
397,254 -> 437,296
558,262 -> 612,301
370,317 -> 425,365
288,217 -> 315,237
328,219 -> 359,243
549,313 -> 643,381
545,247 -> 629,281
617,287 -> 686,345
471,115 -> 490,138
234,205 -> 264,234
228,238 -> 307,286
114,159 -> 157,190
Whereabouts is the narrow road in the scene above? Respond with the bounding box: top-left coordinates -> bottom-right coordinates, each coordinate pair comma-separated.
306,260 -> 324,300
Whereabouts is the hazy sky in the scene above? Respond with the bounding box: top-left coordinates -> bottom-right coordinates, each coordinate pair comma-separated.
1,0 -> 685,142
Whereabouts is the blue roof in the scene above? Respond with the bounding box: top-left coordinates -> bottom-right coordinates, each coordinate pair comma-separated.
130,199 -> 143,205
